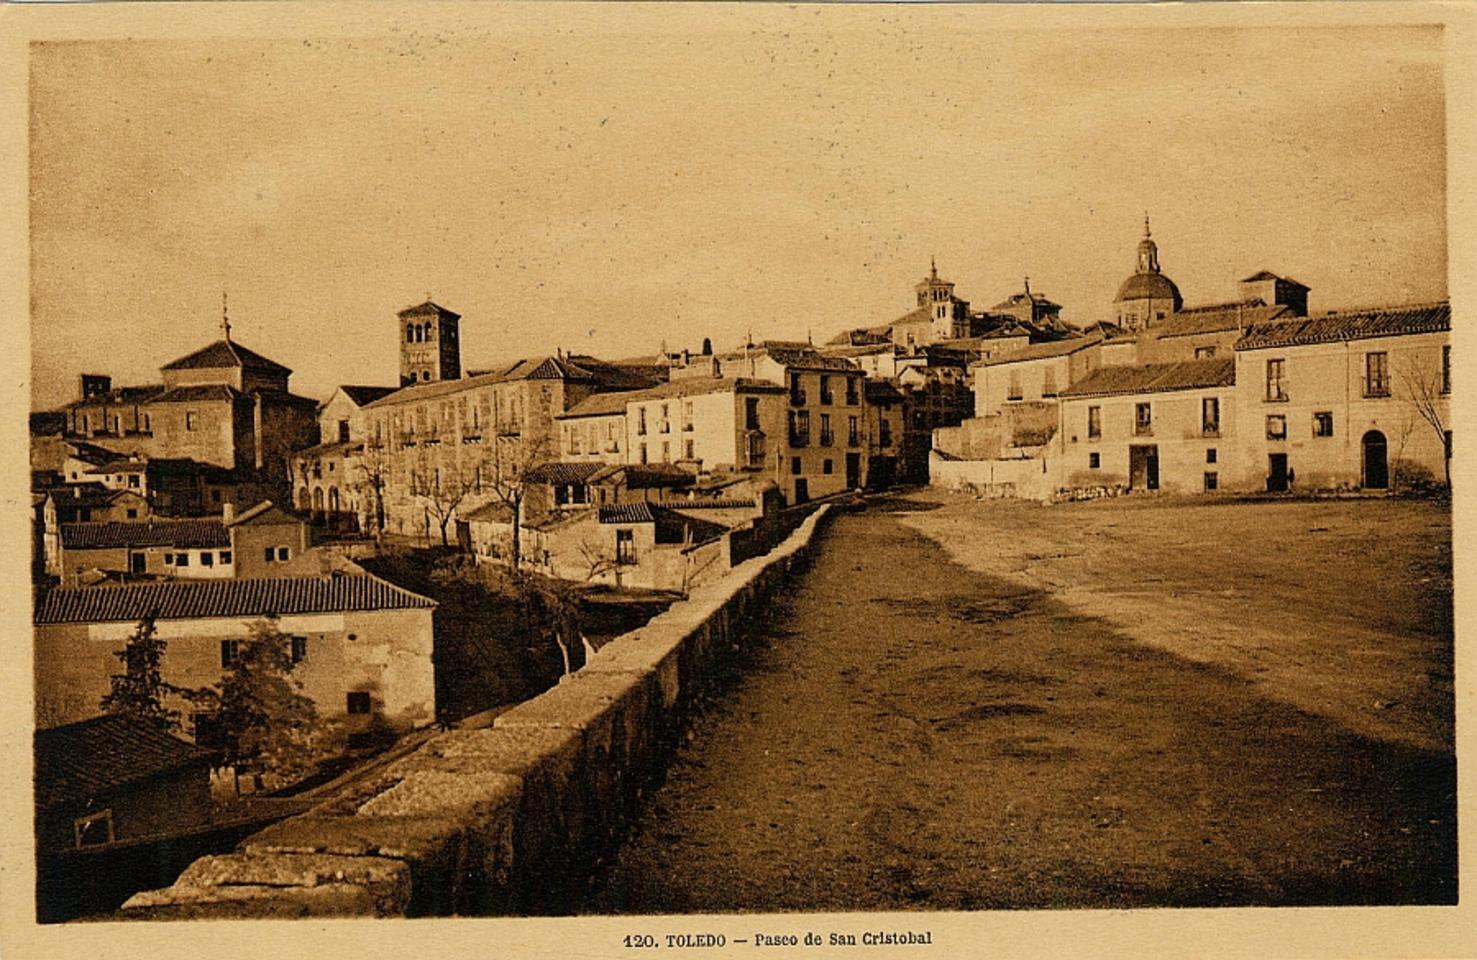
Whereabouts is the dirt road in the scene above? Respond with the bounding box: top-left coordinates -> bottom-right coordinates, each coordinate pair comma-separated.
585,494 -> 1455,912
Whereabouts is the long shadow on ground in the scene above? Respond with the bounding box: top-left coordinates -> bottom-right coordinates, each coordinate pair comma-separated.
583,505 -> 1456,913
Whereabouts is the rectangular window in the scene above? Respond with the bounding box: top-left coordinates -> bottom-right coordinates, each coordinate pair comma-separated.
1207,448 -> 1218,464
1442,345 -> 1451,395
1313,411 -> 1334,437
1201,398 -> 1220,436
1007,369 -> 1023,401
338,420 -> 351,443
220,550 -> 232,565
659,403 -> 670,433
684,439 -> 695,459
263,547 -> 275,563
1087,406 -> 1101,439
1089,452 -> 1101,469
789,374 -> 805,406
819,375 -> 834,405
128,475 -> 140,488
346,691 -> 372,715
745,397 -> 761,430
185,410 -> 198,430
200,551 -> 214,567
845,378 -> 859,405
221,639 -> 240,668
823,459 -> 834,475
73,810 -> 114,849
1364,351 -> 1390,397
1266,414 -> 1287,440
291,636 -> 307,664
661,441 -> 670,462
175,552 -> 190,567
126,508 -> 138,519
637,407 -> 647,435
682,400 -> 694,431
277,547 -> 290,561
1265,358 -> 1288,401
791,456 -> 802,475
163,553 -> 174,566
615,529 -> 636,565
1134,402 -> 1152,436
1204,472 -> 1219,491
1042,368 -> 1057,398
638,443 -> 647,464
1195,346 -> 1217,359
848,416 -> 859,447
879,418 -> 892,447
820,413 -> 833,446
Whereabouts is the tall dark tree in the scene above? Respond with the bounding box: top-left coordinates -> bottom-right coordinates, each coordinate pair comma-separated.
209,617 -> 322,788
99,613 -> 186,732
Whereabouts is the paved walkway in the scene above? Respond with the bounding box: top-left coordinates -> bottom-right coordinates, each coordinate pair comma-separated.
585,498 -> 1455,912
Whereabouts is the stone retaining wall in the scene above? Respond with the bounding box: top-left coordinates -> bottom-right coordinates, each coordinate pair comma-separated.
116,505 -> 833,920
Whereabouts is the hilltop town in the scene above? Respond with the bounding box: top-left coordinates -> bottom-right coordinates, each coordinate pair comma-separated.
28,221 -> 1453,919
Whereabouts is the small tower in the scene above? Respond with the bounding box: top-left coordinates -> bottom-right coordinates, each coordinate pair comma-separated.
398,299 -> 462,386
1113,216 -> 1183,332
915,258 -> 966,341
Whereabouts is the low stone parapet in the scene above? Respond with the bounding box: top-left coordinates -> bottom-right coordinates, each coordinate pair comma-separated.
117,505 -> 832,919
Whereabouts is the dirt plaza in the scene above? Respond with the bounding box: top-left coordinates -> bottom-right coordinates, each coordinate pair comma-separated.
588,492 -> 1455,912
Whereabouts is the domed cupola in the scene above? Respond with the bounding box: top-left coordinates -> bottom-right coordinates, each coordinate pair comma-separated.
1114,216 -> 1183,331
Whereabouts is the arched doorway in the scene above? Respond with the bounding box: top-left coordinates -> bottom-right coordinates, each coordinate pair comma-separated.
297,486 -> 310,510
1362,430 -> 1388,489
312,487 -> 325,522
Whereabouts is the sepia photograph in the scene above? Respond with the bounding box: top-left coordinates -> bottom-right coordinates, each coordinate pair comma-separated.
5,2 -> 1472,957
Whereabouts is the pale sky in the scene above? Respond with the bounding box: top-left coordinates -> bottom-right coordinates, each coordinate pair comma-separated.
29,17 -> 1447,409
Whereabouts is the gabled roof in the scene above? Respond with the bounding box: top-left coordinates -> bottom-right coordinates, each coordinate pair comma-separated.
62,385 -> 169,411
864,380 -> 906,404
1153,303 -> 1292,340
398,300 -> 461,320
991,290 -> 1061,312
523,461 -> 607,484
462,501 -> 516,525
227,501 -> 303,528
151,384 -> 249,403
1059,358 -> 1236,398
46,486 -> 143,510
34,574 -> 436,625
64,441 -> 124,467
161,339 -> 292,375
338,385 -> 400,407
978,334 -> 1103,367
1241,270 -> 1309,289
750,343 -> 862,372
61,519 -> 230,550
35,715 -> 216,809
597,502 -> 730,545
589,463 -> 696,489
1235,302 -> 1450,351
86,458 -> 146,474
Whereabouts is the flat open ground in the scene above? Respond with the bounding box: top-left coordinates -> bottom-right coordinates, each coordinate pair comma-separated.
587,492 -> 1454,911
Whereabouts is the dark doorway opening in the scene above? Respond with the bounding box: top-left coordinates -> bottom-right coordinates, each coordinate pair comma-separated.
1129,445 -> 1159,491
1267,453 -> 1289,492
845,452 -> 861,489
1363,430 -> 1388,489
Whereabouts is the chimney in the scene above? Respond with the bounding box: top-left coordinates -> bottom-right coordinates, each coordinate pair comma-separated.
222,502 -> 235,524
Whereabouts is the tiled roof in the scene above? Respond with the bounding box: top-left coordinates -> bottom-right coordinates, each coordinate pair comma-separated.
30,411 -> 68,435
667,499 -> 756,510
598,502 -> 657,524
161,339 -> 292,375
47,486 -> 138,509
1153,303 -> 1290,340
35,715 -> 216,809
523,461 -> 606,484
64,441 -> 124,466
62,385 -> 169,411
228,501 -> 303,527
291,439 -> 362,459
991,291 -> 1060,311
1235,302 -> 1450,351
61,519 -> 231,550
34,574 -> 435,625
597,503 -> 730,545
979,334 -> 1103,367
87,458 -> 146,474
749,343 -> 862,372
565,356 -> 670,391
561,377 -> 783,419
1059,358 -> 1237,398
151,384 -> 249,403
462,501 -> 515,524
339,385 -> 400,407
397,300 -> 461,320
1241,270 -> 1309,288
591,463 -> 696,488
364,355 -> 622,409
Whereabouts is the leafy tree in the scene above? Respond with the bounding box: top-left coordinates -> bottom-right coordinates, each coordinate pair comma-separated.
99,613 -> 201,732
205,617 -> 323,789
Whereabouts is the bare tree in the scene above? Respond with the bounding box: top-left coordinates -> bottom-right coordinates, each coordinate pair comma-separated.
576,533 -> 620,585
481,431 -> 556,572
1398,353 -> 1451,489
355,435 -> 391,540
413,441 -> 478,547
